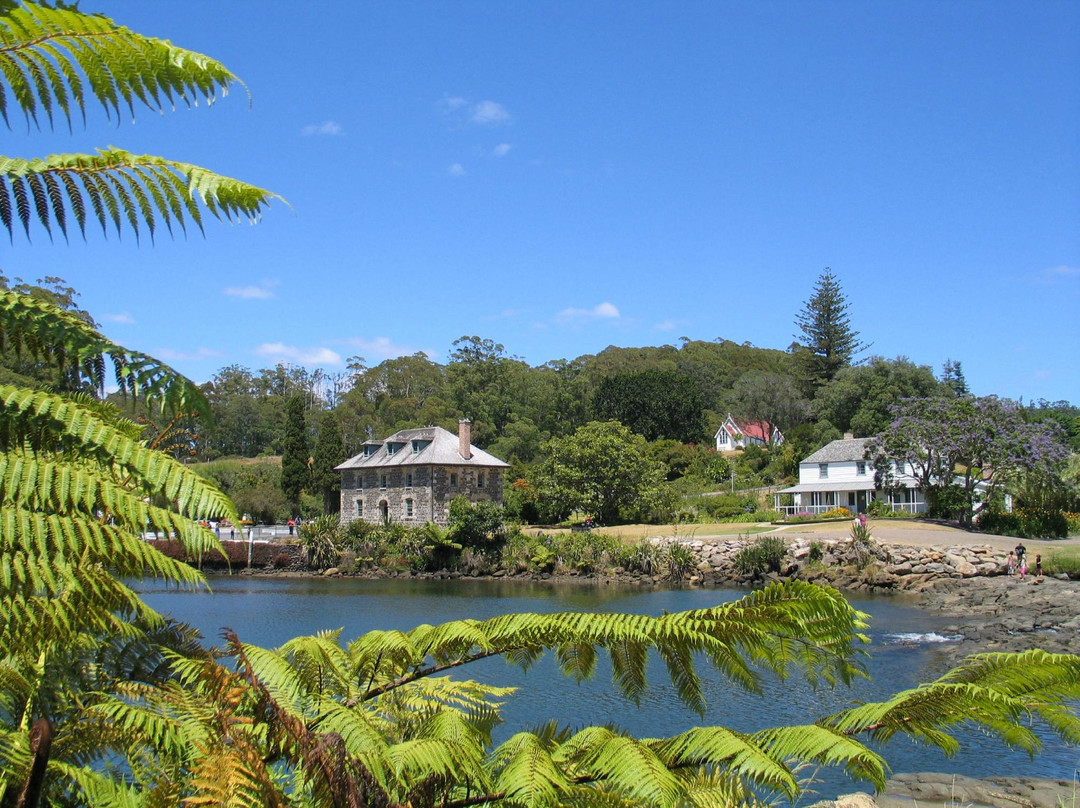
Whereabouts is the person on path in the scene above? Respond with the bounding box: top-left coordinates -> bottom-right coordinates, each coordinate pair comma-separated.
288,518 -> 295,536
1006,552 -> 1015,576
1035,554 -> 1042,577
1014,541 -> 1027,570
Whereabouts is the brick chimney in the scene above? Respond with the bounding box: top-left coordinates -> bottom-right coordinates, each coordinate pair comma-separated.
458,419 -> 472,460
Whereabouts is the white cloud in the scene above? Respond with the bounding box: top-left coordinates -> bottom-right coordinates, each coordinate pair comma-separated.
1035,264 -> 1079,284
301,120 -> 344,136
155,346 -> 223,362
440,96 -> 468,112
337,336 -> 426,362
101,312 -> 135,325
448,163 -> 467,177
492,143 -> 512,157
224,284 -> 275,300
556,302 -> 621,322
483,307 -> 524,321
472,100 -> 511,124
653,319 -> 680,332
255,343 -> 342,366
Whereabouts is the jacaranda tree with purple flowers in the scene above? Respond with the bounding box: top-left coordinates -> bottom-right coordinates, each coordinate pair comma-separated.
867,396 -> 1069,527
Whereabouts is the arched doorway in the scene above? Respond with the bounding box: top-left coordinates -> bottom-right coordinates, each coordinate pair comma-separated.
379,500 -> 389,523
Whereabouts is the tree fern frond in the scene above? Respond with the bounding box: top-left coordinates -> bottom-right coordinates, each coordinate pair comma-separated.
0,386 -> 233,521
824,650 -> 1080,756
557,727 -> 683,808
0,149 -> 279,242
491,731 -> 571,808
0,1 -> 240,129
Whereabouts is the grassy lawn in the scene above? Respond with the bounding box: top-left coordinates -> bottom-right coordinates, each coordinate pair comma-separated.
1044,546 -> 1080,577
522,523 -> 773,543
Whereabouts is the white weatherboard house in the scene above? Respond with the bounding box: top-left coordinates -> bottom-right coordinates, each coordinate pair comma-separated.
336,420 -> 509,527
773,436 -> 925,517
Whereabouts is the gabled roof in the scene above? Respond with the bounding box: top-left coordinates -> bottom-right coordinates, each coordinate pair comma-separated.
802,437 -> 872,464
335,426 -> 509,471
714,414 -> 776,442
736,419 -> 772,442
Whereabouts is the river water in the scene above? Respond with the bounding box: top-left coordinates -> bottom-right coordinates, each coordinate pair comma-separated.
137,576 -> 1078,802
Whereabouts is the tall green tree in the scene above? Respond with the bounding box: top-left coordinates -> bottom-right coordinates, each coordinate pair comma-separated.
794,268 -> 868,391
868,396 -> 1069,525
311,409 -> 345,514
730,371 -> 810,440
591,369 -> 705,443
814,356 -> 945,437
280,394 -> 309,513
532,420 -> 668,524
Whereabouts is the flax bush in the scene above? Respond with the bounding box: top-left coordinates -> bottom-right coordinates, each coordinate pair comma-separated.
733,535 -> 787,576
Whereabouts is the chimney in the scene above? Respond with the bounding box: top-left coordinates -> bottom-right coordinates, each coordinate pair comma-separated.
458,419 -> 472,460
844,432 -> 854,441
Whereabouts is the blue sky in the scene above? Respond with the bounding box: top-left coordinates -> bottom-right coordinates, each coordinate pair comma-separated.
5,1 -> 1078,402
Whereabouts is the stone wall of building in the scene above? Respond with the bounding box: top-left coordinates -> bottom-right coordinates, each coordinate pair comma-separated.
340,466 -> 505,527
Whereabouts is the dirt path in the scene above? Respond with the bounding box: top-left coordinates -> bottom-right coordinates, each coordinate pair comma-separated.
765,519 -> 1080,552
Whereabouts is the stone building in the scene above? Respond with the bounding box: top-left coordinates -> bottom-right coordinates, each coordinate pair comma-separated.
335,420 -> 509,526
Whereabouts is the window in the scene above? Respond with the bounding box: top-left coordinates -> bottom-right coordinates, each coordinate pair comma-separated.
405,498 -> 414,517
356,473 -> 363,490
450,472 -> 458,488
818,463 -> 829,479
355,499 -> 363,517
894,460 -> 905,476
380,474 -> 387,488
405,472 -> 413,488
856,461 -> 866,476
477,472 -> 485,489
386,443 -> 397,456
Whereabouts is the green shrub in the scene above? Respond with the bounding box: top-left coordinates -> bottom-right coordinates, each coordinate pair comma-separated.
695,494 -> 760,520
979,508 -> 1068,539
733,535 -> 787,576
665,543 -> 696,580
616,538 -> 663,574
807,541 -> 823,563
819,507 -> 852,520
1043,548 -> 1080,578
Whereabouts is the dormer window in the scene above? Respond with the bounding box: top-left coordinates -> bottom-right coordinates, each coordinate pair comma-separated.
363,445 -> 375,457
386,443 -> 397,456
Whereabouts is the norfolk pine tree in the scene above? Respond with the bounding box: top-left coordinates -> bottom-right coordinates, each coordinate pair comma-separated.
794,268 -> 869,392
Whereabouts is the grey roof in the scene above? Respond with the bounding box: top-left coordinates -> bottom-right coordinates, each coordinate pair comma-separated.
335,426 -> 509,471
802,438 -> 872,464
